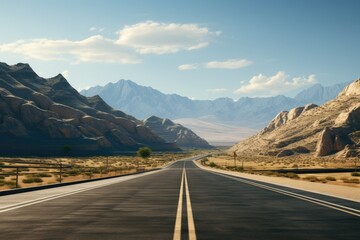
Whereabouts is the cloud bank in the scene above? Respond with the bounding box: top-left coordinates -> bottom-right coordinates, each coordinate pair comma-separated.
0,21 -> 217,64
235,71 -> 316,95
117,21 -> 215,54
205,59 -> 252,69
178,59 -> 252,71
178,64 -> 198,70
0,35 -> 141,64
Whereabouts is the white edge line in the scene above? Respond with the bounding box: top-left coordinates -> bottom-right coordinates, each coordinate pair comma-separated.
193,160 -> 360,203
0,170 -> 160,213
211,171 -> 360,217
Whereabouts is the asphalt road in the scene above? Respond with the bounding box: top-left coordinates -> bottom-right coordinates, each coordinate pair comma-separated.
0,157 -> 359,240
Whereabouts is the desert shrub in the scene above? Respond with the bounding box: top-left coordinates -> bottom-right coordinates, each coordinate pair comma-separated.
22,178 -> 34,183
343,178 -> 360,184
33,177 -> 43,183
208,162 -> 217,168
0,162 -> 4,166
4,181 -> 16,187
303,176 -> 319,182
66,169 -> 81,176
22,177 -> 43,184
262,171 -> 276,176
291,164 -> 299,168
325,176 -> 336,181
320,179 -> 328,183
285,173 -> 300,179
351,172 -> 360,177
37,173 -> 52,178
0,175 -> 5,179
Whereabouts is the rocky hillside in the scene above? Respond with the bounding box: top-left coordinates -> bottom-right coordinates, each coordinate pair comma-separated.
143,116 -> 213,149
231,79 -> 360,158
0,62 -> 178,155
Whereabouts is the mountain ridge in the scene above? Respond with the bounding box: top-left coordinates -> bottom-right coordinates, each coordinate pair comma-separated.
230,78 -> 360,158
81,79 -> 348,129
0,62 -> 179,155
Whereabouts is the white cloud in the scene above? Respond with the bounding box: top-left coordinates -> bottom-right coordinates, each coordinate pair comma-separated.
61,70 -> 69,78
0,35 -> 141,64
178,64 -> 197,70
117,21 -> 215,54
89,27 -> 105,32
206,59 -> 252,69
0,21 -> 219,64
207,88 -> 227,92
235,71 -> 316,95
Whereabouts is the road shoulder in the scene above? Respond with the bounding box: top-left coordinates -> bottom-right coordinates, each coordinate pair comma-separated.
194,160 -> 360,202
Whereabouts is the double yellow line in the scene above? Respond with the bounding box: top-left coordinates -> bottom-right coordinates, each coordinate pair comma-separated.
173,163 -> 197,240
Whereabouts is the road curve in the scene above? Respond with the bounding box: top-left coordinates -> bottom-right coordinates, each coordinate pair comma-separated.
0,157 -> 359,240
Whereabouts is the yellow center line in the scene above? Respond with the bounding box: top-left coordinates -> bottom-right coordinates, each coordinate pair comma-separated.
173,161 -> 197,240
173,165 -> 185,240
184,169 -> 197,240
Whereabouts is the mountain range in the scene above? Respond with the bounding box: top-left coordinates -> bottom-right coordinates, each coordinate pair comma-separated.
81,80 -> 349,129
231,79 -> 360,158
0,62 -> 182,155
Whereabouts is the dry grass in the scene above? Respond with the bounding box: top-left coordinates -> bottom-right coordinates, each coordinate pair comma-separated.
206,153 -> 360,188
0,152 -> 195,190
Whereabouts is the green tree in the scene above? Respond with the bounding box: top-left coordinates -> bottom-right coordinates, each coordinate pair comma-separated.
137,147 -> 152,159
62,145 -> 72,155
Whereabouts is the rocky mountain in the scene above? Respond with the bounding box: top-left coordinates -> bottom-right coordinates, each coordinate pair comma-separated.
294,82 -> 350,105
0,62 -> 178,156
143,116 -> 213,149
231,79 -> 360,158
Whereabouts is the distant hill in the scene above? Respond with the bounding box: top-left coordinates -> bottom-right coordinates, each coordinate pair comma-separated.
294,82 -> 350,104
231,79 -> 360,158
0,62 -> 179,156
82,80 -> 347,129
174,118 -> 258,146
143,116 -> 213,149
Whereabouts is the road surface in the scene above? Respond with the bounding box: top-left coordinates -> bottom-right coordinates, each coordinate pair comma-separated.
0,156 -> 359,240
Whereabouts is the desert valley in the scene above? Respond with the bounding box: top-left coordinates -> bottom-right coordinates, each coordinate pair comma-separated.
0,1 -> 359,239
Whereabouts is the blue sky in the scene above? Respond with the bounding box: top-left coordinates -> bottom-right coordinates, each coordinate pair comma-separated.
0,0 -> 359,100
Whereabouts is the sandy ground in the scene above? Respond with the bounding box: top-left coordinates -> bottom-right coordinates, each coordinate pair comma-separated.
195,160 -> 360,202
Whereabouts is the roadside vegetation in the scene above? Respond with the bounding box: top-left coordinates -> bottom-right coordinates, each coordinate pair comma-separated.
0,151 -> 198,191
201,153 -> 360,187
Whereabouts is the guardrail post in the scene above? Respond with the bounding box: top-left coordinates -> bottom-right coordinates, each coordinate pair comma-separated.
16,167 -> 19,188
59,163 -> 62,183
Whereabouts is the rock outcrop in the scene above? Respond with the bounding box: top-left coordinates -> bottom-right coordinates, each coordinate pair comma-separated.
231,78 -> 360,158
0,62 -> 178,155
262,104 -> 318,133
143,116 -> 213,149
